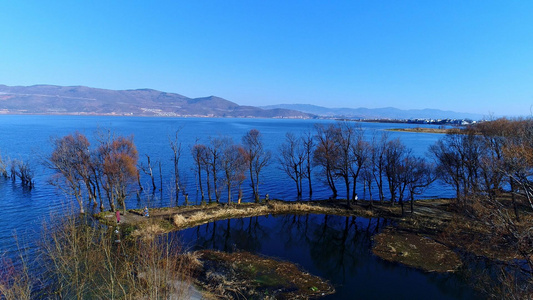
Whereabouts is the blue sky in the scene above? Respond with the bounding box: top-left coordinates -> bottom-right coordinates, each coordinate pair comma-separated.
0,1 -> 532,116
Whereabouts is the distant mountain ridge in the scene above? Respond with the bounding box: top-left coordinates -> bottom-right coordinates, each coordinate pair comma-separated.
260,104 -> 484,120
0,84 -> 483,120
0,85 -> 312,119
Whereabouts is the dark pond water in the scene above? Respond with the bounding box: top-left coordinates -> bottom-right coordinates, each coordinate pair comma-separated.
175,214 -> 483,300
0,115 -> 475,298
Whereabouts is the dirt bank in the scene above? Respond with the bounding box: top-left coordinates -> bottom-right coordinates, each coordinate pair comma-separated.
192,250 -> 335,299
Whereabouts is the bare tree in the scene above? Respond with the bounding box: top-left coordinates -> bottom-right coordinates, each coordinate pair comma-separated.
429,131 -> 483,206
191,141 -> 207,204
404,156 -> 435,214
208,137 -> 226,203
384,138 -> 408,205
314,124 -> 340,198
48,132 -> 91,213
141,154 -> 157,192
242,129 -> 271,202
220,140 -> 247,204
200,147 -> 213,203
169,130 -> 183,206
302,130 -> 315,198
334,122 -> 358,206
350,133 -> 368,203
279,132 -> 305,198
374,133 -> 390,203
0,152 -> 8,178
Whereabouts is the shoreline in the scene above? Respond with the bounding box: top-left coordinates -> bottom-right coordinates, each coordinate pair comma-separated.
96,197 -> 526,297
386,127 -> 461,134
98,196 -> 522,264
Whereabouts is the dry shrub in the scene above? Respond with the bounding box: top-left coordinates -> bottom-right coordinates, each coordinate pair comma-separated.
40,212 -> 194,299
0,257 -> 31,300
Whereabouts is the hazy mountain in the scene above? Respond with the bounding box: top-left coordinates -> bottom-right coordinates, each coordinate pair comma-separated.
0,85 -> 313,119
260,104 -> 485,120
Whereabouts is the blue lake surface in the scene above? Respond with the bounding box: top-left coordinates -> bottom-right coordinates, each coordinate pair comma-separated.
0,115 -> 476,298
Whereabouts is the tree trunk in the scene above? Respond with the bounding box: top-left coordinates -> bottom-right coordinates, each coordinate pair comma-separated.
510,177 -> 520,222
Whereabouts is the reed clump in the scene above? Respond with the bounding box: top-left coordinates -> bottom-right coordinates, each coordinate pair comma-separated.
37,213 -> 195,299
0,257 -> 32,300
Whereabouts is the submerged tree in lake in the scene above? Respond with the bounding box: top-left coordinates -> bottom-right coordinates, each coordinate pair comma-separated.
169,130 -> 183,206
141,154 -> 157,192
48,132 -> 91,213
0,152 -> 8,178
242,129 -> 271,202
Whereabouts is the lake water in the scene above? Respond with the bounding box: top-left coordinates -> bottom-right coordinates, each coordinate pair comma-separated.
0,115 -> 474,298
175,214 -> 482,300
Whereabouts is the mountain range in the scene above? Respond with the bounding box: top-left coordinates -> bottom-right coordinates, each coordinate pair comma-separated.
260,104 -> 485,120
0,84 -> 483,120
0,85 -> 312,118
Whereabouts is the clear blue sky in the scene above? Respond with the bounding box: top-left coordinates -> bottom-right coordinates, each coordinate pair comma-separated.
1,1 -> 532,116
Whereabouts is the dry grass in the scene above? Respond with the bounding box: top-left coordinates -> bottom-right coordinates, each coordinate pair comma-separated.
372,228 -> 462,273
37,211 -> 196,299
0,257 -> 31,300
171,200 -> 375,230
193,250 -> 334,299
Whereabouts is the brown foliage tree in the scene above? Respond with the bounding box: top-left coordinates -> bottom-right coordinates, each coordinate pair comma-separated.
98,135 -> 138,214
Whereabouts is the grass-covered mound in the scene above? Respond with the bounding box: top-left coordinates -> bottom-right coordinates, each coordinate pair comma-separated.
192,250 -> 334,299
372,228 -> 462,273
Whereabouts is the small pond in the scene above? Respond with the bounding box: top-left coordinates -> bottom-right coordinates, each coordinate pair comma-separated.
173,214 -> 483,299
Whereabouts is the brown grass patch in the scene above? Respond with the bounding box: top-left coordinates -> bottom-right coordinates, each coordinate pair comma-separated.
373,228 -> 462,273
193,249 -> 334,299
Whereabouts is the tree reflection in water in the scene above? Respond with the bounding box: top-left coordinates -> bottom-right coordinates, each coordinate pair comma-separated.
173,214 -> 481,300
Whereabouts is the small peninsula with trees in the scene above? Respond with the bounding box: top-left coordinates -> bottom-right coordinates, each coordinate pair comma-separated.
0,117 -> 532,299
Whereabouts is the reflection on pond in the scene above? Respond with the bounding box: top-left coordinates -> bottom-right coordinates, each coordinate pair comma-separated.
173,214 -> 483,299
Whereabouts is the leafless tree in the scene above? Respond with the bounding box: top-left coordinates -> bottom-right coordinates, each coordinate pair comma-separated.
48,132 -> 91,213
302,130 -> 315,198
191,141 -> 207,203
384,138 -> 409,204
242,129 -> 271,202
208,137 -> 227,203
0,152 -> 8,178
429,130 -> 484,206
169,130 -> 183,206
313,124 -> 340,198
334,122 -> 358,206
350,133 -> 368,203
220,140 -> 247,204
140,154 -> 157,192
279,132 -> 305,198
